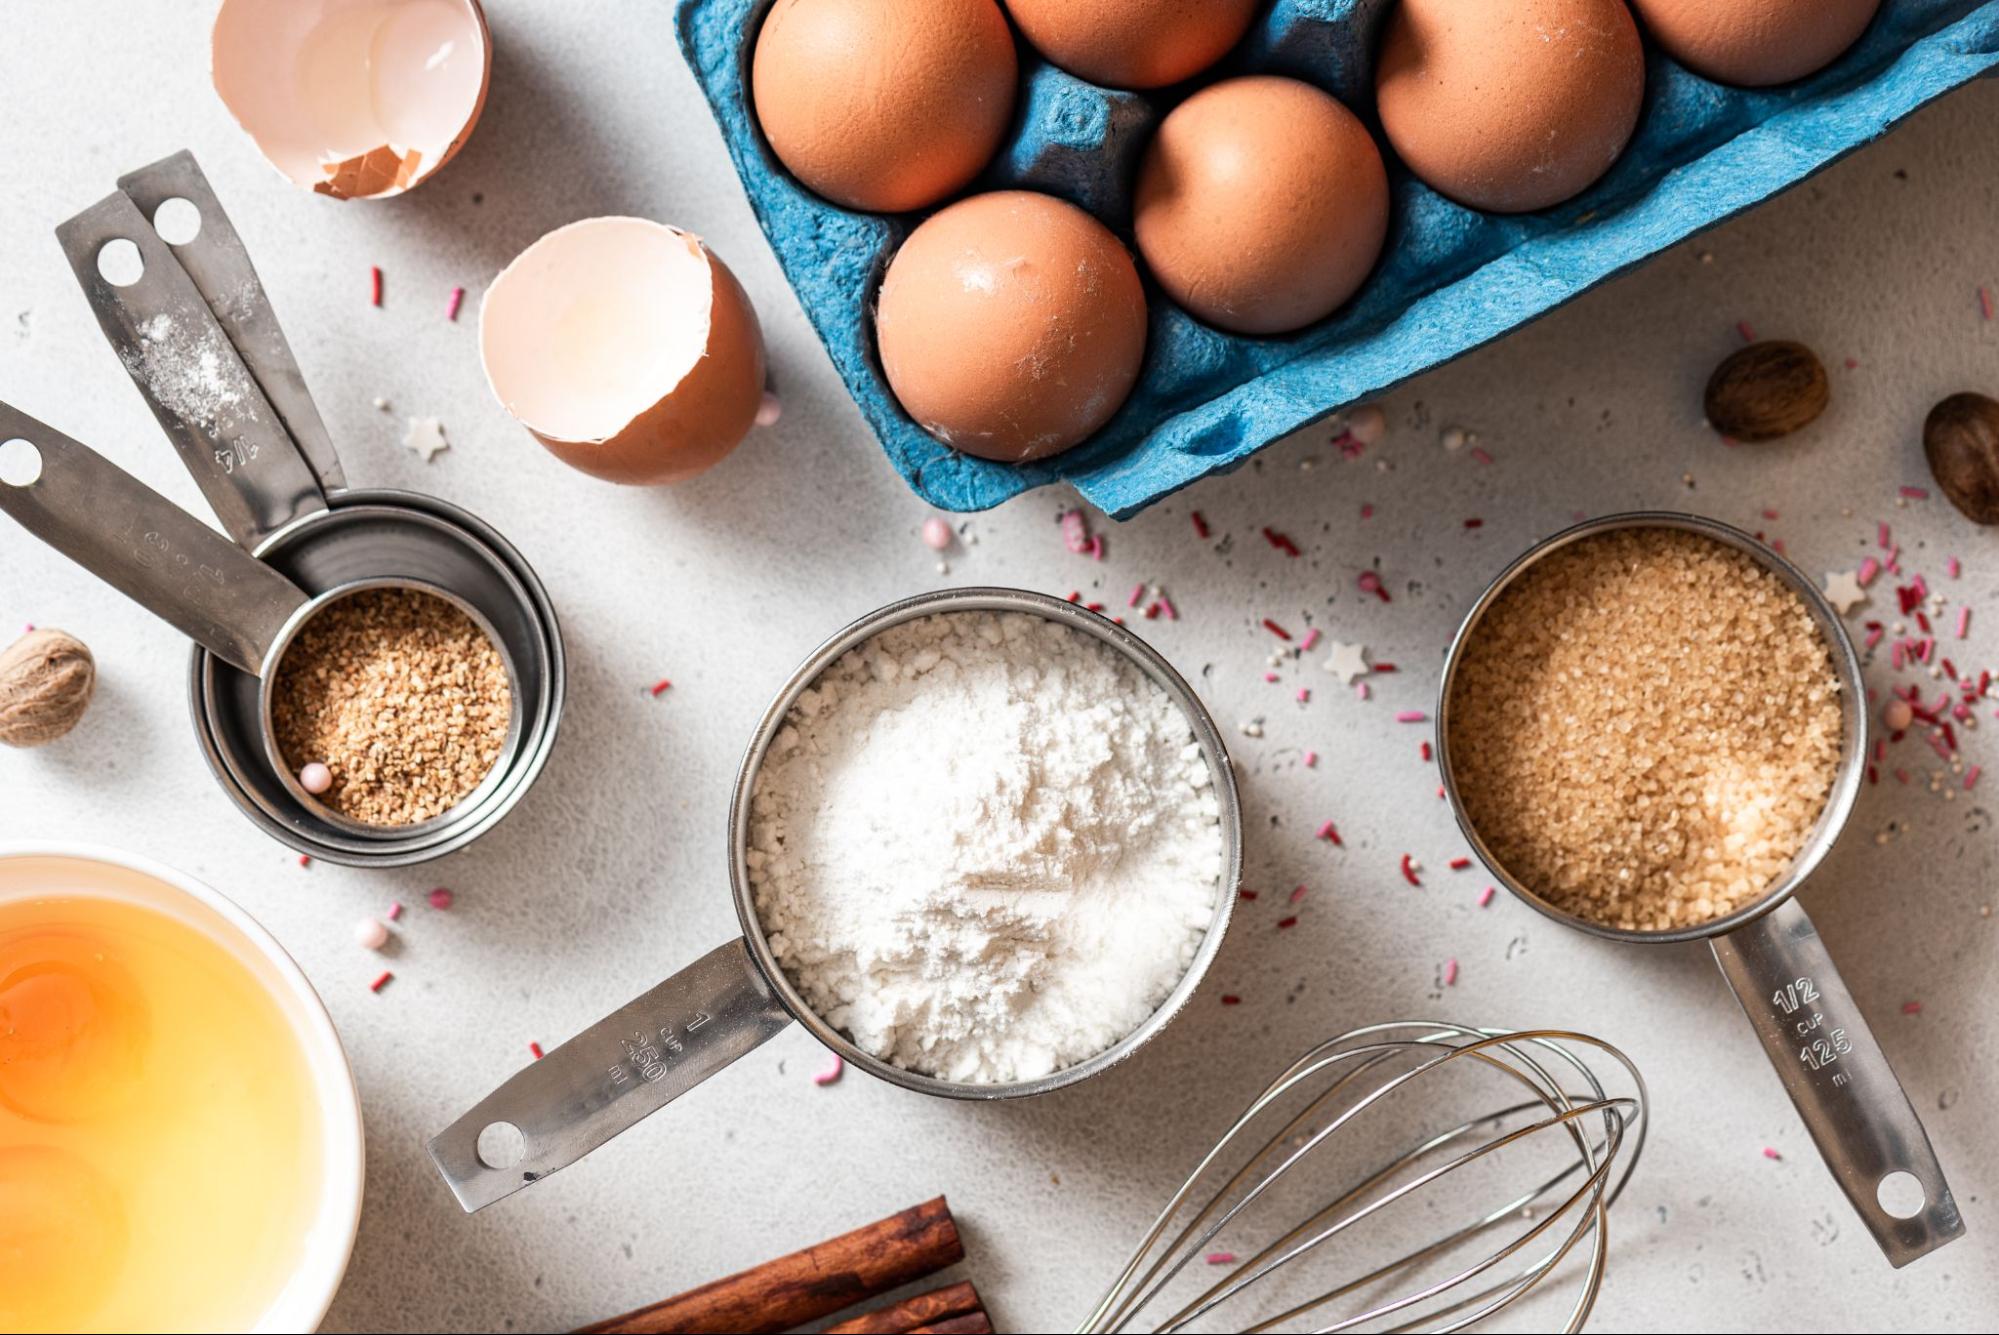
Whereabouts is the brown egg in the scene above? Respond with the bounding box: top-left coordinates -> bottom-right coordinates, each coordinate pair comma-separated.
1630,0 -> 1880,87
1376,0 -> 1645,215
1005,0 -> 1262,89
1135,77 -> 1388,336
876,192 -> 1148,463
752,0 -> 1017,213
481,218 -> 767,486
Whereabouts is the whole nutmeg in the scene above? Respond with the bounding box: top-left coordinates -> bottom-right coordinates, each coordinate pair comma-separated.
1704,340 -> 1829,441
1924,392 -> 1999,524
0,628 -> 96,747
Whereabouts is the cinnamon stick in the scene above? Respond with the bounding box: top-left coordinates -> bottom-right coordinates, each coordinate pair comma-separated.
908,1315 -> 992,1335
825,1281 -> 982,1333
576,1197 -> 963,1335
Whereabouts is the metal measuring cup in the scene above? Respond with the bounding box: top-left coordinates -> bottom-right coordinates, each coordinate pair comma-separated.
428,587 -> 1243,1212
0,150 -> 562,865
1436,512 -> 1963,1267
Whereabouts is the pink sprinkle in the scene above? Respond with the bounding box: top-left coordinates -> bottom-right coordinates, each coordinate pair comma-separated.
1478,886 -> 1496,907
1263,671 -> 1280,684
1958,607 -> 1971,639
1300,627 -> 1322,652
1204,1252 -> 1237,1266
1090,534 -> 1105,561
813,1054 -> 845,1086
446,285 -> 465,321
1355,682 -> 1370,701
1448,857 -> 1472,870
1948,556 -> 1962,579
1900,485 -> 1930,500
1128,583 -> 1146,608
1290,884 -> 1308,904
1360,503 -> 1375,520
1856,557 -> 1880,587
1878,522 -> 1892,550
1966,766 -> 1982,791
21,623 -> 32,633
427,887 -> 454,910
369,970 -> 392,993
529,1041 -> 544,1060
1469,446 -> 1494,466
1762,1147 -> 1782,1161
1443,959 -> 1459,986
1395,710 -> 1427,723
370,265 -> 383,307
1060,509 -> 1091,555
1296,688 -> 1310,704
1315,820 -> 1342,845
1356,570 -> 1391,603
1159,595 -> 1179,621
1902,1001 -> 1923,1015
1736,319 -> 1756,342
650,678 -> 673,697
386,900 -> 404,922
1303,750 -> 1318,767
1983,286 -> 1995,322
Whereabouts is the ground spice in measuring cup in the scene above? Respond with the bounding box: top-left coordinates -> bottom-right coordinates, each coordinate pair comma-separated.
1446,526 -> 1844,931
270,587 -> 511,827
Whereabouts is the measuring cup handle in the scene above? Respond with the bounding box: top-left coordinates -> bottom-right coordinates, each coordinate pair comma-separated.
427,937 -> 794,1213
1711,899 -> 1964,1266
0,403 -> 308,675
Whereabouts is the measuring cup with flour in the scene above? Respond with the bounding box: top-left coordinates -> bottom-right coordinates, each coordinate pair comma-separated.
1437,513 -> 1962,1267
430,588 -> 1241,1211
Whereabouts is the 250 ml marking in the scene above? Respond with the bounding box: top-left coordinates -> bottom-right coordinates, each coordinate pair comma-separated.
1772,976 -> 1852,1083
607,1012 -> 713,1088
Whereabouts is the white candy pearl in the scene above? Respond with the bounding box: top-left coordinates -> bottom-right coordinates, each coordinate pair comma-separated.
354,917 -> 389,951
300,762 -> 332,794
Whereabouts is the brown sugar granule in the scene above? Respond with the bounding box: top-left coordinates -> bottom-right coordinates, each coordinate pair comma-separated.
1446,528 -> 1843,932
271,587 -> 511,827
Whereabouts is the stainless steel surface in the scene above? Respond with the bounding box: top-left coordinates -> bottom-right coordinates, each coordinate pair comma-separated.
56,180 -> 327,547
429,587 -> 1242,1210
194,492 -> 562,865
430,939 -> 793,1213
0,399 -> 309,673
1713,902 -> 1965,1267
1435,512 -> 1963,1268
1080,1022 -> 1648,1333
114,151 -> 346,497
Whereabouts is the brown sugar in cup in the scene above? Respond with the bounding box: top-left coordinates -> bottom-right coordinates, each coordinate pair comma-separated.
1444,527 -> 1844,932
270,587 -> 512,828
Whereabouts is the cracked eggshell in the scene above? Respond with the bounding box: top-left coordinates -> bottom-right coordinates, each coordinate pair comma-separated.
1376,0 -> 1644,215
480,218 -> 768,486
212,0 -> 491,200
876,191 -> 1148,465
1629,0 -> 1882,88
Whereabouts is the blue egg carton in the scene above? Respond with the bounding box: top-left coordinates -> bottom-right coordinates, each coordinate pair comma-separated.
677,1 -> 1999,518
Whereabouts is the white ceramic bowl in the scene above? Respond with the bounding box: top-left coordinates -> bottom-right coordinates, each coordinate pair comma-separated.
0,843 -> 364,1332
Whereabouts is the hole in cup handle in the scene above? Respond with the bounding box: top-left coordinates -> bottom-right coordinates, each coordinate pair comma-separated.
1709,898 -> 1965,1267
0,438 -> 43,487
426,937 -> 793,1212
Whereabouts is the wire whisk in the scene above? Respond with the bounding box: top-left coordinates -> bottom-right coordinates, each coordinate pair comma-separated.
1081,1022 -> 1648,1334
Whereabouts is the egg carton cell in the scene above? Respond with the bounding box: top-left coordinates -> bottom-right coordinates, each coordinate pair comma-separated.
678,0 -> 1999,517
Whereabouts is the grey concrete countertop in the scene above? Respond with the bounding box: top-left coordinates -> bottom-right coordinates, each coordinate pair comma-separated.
2,4 -> 1995,1331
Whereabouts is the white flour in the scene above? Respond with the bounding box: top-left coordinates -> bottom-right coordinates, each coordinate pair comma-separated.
748,610 -> 1224,1084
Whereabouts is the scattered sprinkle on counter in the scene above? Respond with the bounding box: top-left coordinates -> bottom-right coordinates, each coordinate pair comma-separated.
1443,958 -> 1459,986
447,285 -> 465,321
649,677 -> 673,697
1205,1252 -> 1236,1266
1400,855 -> 1421,887
369,970 -> 393,993
1478,886 -> 1496,907
1762,1147 -> 1782,1161
813,1054 -> 845,1086
529,1041 -> 545,1060
427,887 -> 454,910
370,264 -> 383,307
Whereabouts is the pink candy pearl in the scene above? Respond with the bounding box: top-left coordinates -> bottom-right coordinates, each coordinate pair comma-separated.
754,391 -> 783,427
1883,699 -> 1914,731
300,762 -> 332,794
921,517 -> 953,551
427,886 -> 454,910
354,917 -> 389,951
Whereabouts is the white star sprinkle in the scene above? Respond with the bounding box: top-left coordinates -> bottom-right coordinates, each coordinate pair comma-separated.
403,416 -> 448,463
1823,569 -> 1867,615
1323,640 -> 1369,684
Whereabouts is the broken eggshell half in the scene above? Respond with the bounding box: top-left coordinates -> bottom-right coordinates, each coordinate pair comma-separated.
480,217 -> 769,486
212,0 -> 491,200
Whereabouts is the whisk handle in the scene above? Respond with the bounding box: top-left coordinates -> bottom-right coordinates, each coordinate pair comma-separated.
1712,899 -> 1964,1267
